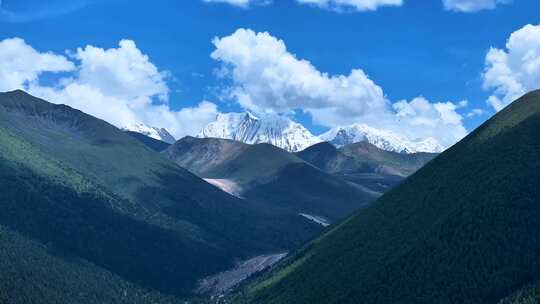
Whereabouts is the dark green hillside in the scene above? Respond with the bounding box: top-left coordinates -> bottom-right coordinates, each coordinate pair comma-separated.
126,130 -> 171,152
237,90 -> 540,304
498,281 -> 540,304
243,162 -> 375,221
0,90 -> 318,302
0,226 -> 179,304
0,158 -> 194,303
333,172 -> 403,193
0,89 -> 189,207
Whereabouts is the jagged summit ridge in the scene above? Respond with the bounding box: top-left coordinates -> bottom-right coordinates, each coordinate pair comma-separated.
197,112 -> 319,152
197,112 -> 444,153
319,123 -> 444,153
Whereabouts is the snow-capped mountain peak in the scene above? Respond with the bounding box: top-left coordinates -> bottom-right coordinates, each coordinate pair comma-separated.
123,123 -> 176,144
197,113 -> 444,153
319,124 -> 444,153
197,112 -> 320,152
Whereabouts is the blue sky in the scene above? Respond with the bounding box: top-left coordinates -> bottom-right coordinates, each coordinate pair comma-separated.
1,0 -> 540,144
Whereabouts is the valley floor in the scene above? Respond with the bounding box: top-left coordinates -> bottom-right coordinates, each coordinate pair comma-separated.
196,253 -> 288,297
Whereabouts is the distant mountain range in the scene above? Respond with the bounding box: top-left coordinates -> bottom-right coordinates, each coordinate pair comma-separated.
128,126 -> 436,225
197,112 -> 444,153
234,90 -> 540,304
319,123 -> 444,153
123,111 -> 445,154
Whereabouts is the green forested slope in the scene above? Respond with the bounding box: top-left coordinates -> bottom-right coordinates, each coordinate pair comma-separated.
0,90 -> 316,302
237,90 -> 540,304
0,158 -> 187,303
498,281 -> 540,304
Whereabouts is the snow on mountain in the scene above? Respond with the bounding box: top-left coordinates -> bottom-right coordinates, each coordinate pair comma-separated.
319,124 -> 444,153
197,112 -> 320,152
197,112 -> 444,153
123,123 -> 176,144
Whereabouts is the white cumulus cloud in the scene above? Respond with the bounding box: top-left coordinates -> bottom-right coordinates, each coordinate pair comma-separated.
0,38 -> 218,138
442,0 -> 510,13
297,0 -> 403,11
391,97 -> 467,146
211,28 -> 467,147
211,28 -> 387,126
483,24 -> 540,111
0,37 -> 74,92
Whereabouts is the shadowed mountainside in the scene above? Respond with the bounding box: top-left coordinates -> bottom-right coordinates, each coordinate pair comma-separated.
164,136 -> 377,222
0,90 -> 319,303
235,90 -> 540,304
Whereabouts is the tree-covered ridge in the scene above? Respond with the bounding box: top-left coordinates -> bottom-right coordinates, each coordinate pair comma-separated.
0,158 -> 195,303
498,280 -> 540,304
0,118 -> 235,300
235,90 -> 540,304
0,90 -> 319,302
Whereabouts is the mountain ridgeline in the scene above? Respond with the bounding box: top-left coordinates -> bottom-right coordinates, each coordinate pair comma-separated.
0,90 -> 320,303
234,90 -> 540,304
297,141 -> 436,177
198,112 -> 319,152
158,125 -> 436,224
163,136 -> 379,222
295,141 -> 436,192
125,130 -> 171,152
197,112 -> 444,153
